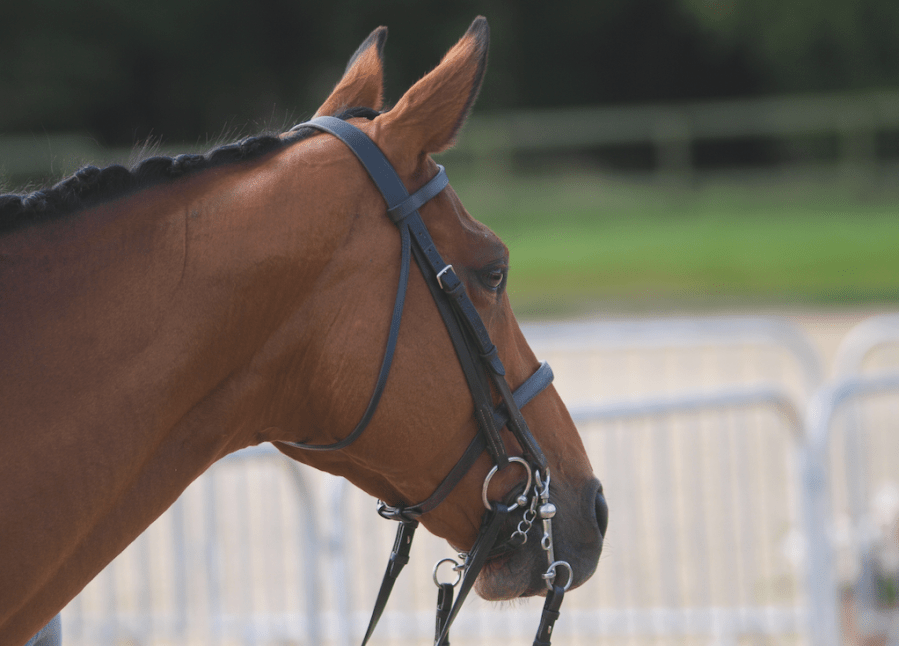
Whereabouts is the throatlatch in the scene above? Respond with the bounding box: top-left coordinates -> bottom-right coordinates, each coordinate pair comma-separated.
281,115 -> 570,646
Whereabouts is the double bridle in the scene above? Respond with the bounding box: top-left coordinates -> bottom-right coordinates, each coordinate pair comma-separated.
281,115 -> 570,646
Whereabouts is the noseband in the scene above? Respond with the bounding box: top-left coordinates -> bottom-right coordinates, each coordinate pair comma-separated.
281,116 -> 569,646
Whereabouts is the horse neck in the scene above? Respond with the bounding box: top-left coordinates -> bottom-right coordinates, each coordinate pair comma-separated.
3,156 -> 340,450
0,150 -> 358,640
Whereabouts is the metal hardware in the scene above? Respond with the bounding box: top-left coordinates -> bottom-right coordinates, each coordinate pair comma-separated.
435,264 -> 454,290
433,558 -> 463,587
510,494 -> 539,545
534,468 -> 565,588
481,456 -> 533,512
541,560 -> 573,592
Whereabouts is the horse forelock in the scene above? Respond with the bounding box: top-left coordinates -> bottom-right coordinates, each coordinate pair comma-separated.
0,107 -> 381,235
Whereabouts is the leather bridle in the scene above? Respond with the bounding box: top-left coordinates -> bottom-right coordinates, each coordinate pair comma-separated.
280,115 -> 570,646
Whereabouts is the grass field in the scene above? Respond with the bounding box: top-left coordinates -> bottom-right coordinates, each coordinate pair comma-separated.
5,152 -> 898,318
448,168 -> 899,317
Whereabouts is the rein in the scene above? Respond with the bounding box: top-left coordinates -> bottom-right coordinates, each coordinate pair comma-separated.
281,116 -> 570,646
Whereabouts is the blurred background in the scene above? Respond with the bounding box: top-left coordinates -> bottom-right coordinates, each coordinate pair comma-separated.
6,2 -> 899,645
3,0 -> 899,314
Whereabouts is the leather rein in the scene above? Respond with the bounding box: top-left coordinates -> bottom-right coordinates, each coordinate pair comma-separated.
280,115 -> 570,646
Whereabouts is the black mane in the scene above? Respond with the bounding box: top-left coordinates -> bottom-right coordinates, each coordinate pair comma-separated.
0,107 -> 379,234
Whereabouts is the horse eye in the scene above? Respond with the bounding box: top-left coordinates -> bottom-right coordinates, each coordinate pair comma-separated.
483,269 -> 505,290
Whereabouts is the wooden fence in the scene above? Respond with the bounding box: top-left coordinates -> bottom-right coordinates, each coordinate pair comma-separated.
2,90 -> 899,185
448,90 -> 899,182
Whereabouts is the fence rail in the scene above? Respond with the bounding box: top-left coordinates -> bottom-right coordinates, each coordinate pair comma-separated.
58,315 -> 899,645
461,91 -> 899,150
4,90 -> 899,184
450,90 -> 899,181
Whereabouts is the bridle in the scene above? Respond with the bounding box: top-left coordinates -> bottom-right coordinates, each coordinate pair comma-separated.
281,115 -> 570,646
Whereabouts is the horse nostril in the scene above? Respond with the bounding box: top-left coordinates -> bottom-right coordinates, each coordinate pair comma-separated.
595,489 -> 609,538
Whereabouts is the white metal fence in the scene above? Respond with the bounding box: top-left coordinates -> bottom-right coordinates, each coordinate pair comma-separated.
62,448 -> 324,646
58,315 -> 899,646
813,315 -> 899,646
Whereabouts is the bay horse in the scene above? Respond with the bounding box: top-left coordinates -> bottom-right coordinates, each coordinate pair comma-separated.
1,17 -> 606,646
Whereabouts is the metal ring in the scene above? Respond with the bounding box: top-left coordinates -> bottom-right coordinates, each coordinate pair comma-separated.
481,456 -> 533,512
433,558 -> 463,587
541,560 -> 573,591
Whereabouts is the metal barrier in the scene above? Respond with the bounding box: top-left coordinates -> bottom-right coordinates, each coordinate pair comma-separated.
802,373 -> 899,646
521,316 -> 823,406
834,313 -> 899,376
61,445 -> 322,646
322,384 -> 805,646
816,316 -> 899,646
323,317 -> 819,645
552,389 -> 806,645
57,315 -> 899,645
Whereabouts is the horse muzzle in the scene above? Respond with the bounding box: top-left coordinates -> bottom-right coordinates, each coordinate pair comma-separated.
473,475 -> 607,600
546,477 -> 607,594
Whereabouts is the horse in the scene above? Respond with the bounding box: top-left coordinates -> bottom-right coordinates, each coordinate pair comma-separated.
1,17 -> 607,646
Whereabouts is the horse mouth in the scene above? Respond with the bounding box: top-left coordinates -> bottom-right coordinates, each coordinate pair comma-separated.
475,539 -> 544,599
473,509 -> 550,600
474,479 -> 606,601
480,551 -> 513,576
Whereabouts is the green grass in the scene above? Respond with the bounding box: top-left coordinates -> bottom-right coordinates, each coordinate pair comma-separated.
448,169 -> 899,316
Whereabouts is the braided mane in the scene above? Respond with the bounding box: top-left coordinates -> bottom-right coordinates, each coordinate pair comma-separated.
0,107 -> 379,234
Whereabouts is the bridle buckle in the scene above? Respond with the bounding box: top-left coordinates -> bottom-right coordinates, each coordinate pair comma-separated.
435,264 -> 454,290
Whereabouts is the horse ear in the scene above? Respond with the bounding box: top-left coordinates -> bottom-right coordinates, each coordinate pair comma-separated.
378,17 -> 489,157
314,26 -> 388,118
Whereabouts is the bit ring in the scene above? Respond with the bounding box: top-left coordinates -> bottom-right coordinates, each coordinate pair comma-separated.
481,456 -> 533,512
542,560 -> 573,591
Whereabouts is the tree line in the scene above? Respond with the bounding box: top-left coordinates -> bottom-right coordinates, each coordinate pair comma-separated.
2,0 -> 898,146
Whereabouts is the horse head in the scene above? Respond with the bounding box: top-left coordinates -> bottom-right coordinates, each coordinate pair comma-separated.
0,17 -> 607,645
271,17 -> 607,600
